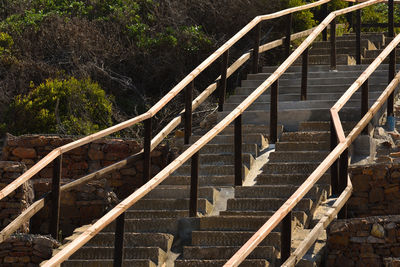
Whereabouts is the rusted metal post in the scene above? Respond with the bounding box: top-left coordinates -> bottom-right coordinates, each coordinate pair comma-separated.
218,50 -> 229,112
330,117 -> 339,196
356,9 -> 361,65
362,79 -> 369,135
301,47 -> 309,101
113,212 -> 125,267
338,148 -> 349,219
252,24 -> 261,74
234,115 -> 243,186
50,155 -> 62,240
184,81 -> 194,144
143,118 -> 152,183
189,152 -> 199,217
281,211 -> 292,264
330,18 -> 337,70
322,3 -> 328,41
270,81 -> 279,144
285,14 -> 293,58
388,0 -> 395,117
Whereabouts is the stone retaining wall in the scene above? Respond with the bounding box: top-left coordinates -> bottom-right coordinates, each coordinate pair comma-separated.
0,234 -> 58,267
0,161 -> 33,233
348,163 -> 400,218
327,216 -> 400,266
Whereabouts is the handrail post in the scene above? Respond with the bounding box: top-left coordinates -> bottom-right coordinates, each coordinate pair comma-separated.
143,118 -> 152,183
322,3 -> 328,41
270,81 -> 279,144
184,81 -> 194,144
189,152 -> 199,217
361,79 -> 369,135
50,155 -> 62,240
234,115 -> 243,186
338,148 -> 349,219
285,14 -> 293,58
347,2 -> 354,31
218,50 -> 230,112
301,47 -> 309,101
330,18 -> 337,70
252,24 -> 261,74
281,211 -> 292,264
113,212 -> 125,267
330,116 -> 339,196
356,8 -> 362,65
388,0 -> 395,117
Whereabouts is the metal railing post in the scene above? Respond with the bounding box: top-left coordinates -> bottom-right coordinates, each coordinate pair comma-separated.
252,24 -> 261,74
330,117 -> 339,196
388,0 -> 395,117
113,212 -> 125,267
285,14 -> 293,58
356,9 -> 362,65
281,211 -> 292,264
330,18 -> 337,70
362,79 -> 369,135
270,81 -> 279,143
218,50 -> 229,112
189,152 -> 199,217
322,3 -> 328,41
184,81 -> 194,144
143,118 -> 152,183
301,47 -> 309,101
50,155 -> 62,240
234,115 -> 243,186
347,2 -> 354,30
338,148 -> 349,219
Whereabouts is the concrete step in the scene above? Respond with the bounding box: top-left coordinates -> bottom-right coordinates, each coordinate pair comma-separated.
70,247 -> 166,264
129,199 -> 212,214
299,121 -> 356,132
172,164 -> 249,177
62,259 -> 156,267
234,83 -> 386,95
183,153 -> 254,168
364,48 -> 400,58
261,64 -> 399,73
143,186 -> 218,202
190,134 -> 267,148
227,91 -> 382,103
161,175 -> 235,186
183,143 -> 258,157
191,230 -> 280,247
181,245 -> 277,260
337,33 -> 385,47
308,47 -> 364,56
275,141 -> 330,151
199,216 -> 274,232
86,233 -> 173,251
226,198 -> 313,212
255,173 -> 330,185
103,218 -> 180,234
294,54 -> 355,65
241,76 -> 389,87
218,210 -> 308,226
125,210 -> 189,219
223,99 -> 379,112
234,185 -> 329,200
362,57 -> 400,64
175,259 -> 270,267
268,151 -> 329,162
217,108 -> 360,131
247,70 -> 387,80
311,39 -> 376,50
262,162 -> 321,174
280,131 -> 330,142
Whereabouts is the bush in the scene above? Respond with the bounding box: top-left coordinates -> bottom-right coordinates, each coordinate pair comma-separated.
5,77 -> 113,135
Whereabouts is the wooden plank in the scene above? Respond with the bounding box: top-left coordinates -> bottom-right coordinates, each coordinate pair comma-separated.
330,111 -> 346,143
282,177 -> 353,267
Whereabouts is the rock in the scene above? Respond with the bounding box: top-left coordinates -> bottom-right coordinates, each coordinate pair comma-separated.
11,148 -> 36,159
88,149 -> 104,160
371,223 -> 385,238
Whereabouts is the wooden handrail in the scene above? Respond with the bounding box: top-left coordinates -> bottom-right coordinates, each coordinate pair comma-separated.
224,1 -> 386,266
0,0 -> 329,203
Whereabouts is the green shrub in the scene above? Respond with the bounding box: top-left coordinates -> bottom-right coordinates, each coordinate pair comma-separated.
5,77 -> 113,135
0,32 -> 13,57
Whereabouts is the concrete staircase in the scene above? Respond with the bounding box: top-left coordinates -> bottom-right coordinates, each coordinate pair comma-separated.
58,33 -> 391,266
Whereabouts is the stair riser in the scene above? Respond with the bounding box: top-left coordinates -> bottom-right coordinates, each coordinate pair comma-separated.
183,144 -> 258,157
172,165 -> 249,176
183,154 -> 254,168
242,77 -> 388,87
129,199 -> 212,214
104,218 -> 179,234
190,135 -> 267,147
268,152 -> 328,162
280,132 -> 330,142
191,231 -> 280,247
182,246 -> 276,260
299,121 -> 356,132
62,260 -> 156,267
263,163 -> 321,174
175,259 -> 270,267
234,185 -> 330,200
256,174 -> 330,185
143,187 -> 217,201
262,64 -> 400,73
226,198 -> 312,212
276,142 -> 330,151
161,175 -> 235,186
311,40 -> 375,49
248,71 -> 387,80
294,54 -> 355,65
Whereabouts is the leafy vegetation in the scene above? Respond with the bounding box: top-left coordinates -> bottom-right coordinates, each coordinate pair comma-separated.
5,77 -> 113,135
